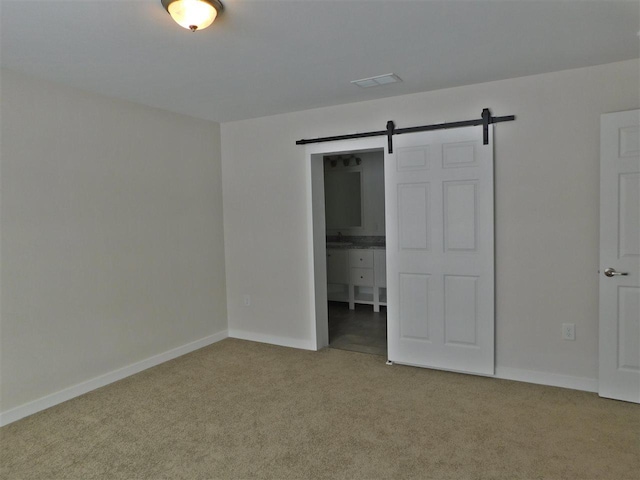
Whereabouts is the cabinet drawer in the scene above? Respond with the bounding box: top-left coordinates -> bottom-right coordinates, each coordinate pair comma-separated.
349,249 -> 374,268
351,267 -> 374,286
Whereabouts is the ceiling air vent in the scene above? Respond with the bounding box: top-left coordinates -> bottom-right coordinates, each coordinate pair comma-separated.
351,73 -> 402,88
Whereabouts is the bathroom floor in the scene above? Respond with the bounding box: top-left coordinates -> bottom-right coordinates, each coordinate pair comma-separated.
328,302 -> 387,357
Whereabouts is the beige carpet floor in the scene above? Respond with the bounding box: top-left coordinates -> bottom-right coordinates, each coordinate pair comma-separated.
1,338 -> 638,480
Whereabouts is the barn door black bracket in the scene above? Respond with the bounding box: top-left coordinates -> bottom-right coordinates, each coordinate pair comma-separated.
295,108 -> 515,153
386,120 -> 395,154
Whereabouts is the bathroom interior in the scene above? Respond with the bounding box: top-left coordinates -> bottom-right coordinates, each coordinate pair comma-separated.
324,149 -> 387,356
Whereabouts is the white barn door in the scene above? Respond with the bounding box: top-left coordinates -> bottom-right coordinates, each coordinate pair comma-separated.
385,126 -> 495,375
599,110 -> 640,403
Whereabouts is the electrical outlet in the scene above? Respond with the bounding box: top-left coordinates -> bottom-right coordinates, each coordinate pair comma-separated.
562,323 -> 575,341
242,294 -> 251,307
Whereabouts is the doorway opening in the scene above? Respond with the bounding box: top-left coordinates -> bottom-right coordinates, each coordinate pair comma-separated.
325,149 -> 386,356
309,142 -> 387,356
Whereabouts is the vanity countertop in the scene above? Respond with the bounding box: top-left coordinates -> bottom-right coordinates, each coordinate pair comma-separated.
326,235 -> 385,250
327,243 -> 385,250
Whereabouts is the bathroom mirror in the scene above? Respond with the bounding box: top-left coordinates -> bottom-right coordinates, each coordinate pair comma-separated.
324,168 -> 363,229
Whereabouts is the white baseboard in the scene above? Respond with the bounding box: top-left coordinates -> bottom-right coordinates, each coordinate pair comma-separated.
0,330 -> 228,427
495,366 -> 598,393
1,333 -> 598,428
226,333 -> 598,392
228,329 -> 316,351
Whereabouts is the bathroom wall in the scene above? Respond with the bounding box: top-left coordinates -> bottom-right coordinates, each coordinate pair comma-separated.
325,151 -> 385,237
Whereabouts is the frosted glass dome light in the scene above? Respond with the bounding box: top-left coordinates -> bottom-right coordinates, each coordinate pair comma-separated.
161,0 -> 224,32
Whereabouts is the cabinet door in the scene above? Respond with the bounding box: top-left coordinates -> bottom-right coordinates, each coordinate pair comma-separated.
374,250 -> 386,287
327,249 -> 349,284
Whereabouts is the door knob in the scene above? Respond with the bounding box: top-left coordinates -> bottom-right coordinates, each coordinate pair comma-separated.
604,268 -> 628,277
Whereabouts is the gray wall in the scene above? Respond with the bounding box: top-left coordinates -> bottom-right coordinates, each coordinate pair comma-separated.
0,70 -> 228,411
221,60 -> 639,382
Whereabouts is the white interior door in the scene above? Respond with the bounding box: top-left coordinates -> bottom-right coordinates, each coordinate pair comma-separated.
599,110 -> 640,403
385,126 -> 494,375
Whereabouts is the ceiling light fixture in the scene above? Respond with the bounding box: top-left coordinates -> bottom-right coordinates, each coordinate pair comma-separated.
161,0 -> 223,32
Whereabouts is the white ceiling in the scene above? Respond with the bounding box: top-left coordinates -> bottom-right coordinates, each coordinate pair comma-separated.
1,0 -> 638,123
